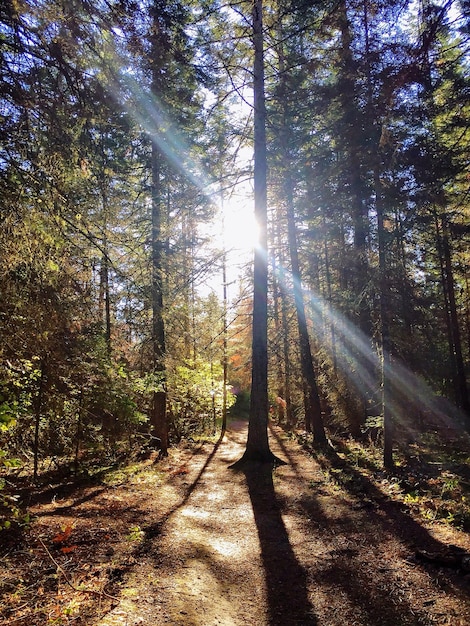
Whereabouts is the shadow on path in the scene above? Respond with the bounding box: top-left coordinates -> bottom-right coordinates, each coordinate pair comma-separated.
137,428 -> 226,550
93,421 -> 470,625
243,462 -> 317,625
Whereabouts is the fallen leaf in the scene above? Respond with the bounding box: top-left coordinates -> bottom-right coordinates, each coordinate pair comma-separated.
53,524 -> 73,545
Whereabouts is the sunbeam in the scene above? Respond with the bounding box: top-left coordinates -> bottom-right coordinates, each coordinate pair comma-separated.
276,266 -> 467,438
116,73 -> 213,195
102,36 -> 259,297
101,31 -> 466,438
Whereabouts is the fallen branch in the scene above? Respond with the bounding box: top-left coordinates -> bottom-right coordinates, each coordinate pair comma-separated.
38,538 -> 120,601
416,548 -> 470,572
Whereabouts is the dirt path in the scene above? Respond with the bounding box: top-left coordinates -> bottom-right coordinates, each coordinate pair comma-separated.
92,421 -> 470,626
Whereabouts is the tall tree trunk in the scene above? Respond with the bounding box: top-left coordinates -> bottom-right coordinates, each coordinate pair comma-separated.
434,215 -> 459,397
438,215 -> 470,415
416,0 -> 469,419
181,213 -> 193,360
271,243 -> 286,424
74,388 -> 83,478
275,219 -> 294,427
233,0 -> 277,465
271,12 -> 292,426
375,170 -> 394,468
147,2 -> 170,457
222,243 -> 228,435
150,139 -> 168,456
335,0 -> 371,434
98,132 -> 111,358
465,275 -> 470,361
338,0 -> 370,336
395,209 -> 414,343
322,214 -> 338,373
280,265 -> 294,427
273,4 -> 326,442
33,360 -> 46,482
99,236 -> 111,358
284,174 -> 327,443
363,1 -> 394,466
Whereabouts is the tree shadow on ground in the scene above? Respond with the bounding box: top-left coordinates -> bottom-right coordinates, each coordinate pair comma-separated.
242,461 -> 317,625
318,442 -> 465,554
24,435 -> 222,522
271,424 -> 457,551
28,486 -> 107,517
271,428 -> 468,626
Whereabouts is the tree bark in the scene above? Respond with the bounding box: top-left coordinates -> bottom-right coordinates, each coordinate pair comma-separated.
284,174 -> 327,443
338,0 -> 370,336
147,1 -> 171,456
322,213 -> 338,373
274,6 -> 326,444
97,131 -> 111,358
437,215 -> 470,416
232,0 -> 278,466
375,170 -> 394,468
33,360 -> 46,482
222,243 -> 228,435
271,243 -> 286,425
150,138 -> 168,456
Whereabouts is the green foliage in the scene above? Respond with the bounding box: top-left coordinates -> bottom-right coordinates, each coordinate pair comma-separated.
133,371 -> 167,396
0,358 -> 42,430
0,486 -> 30,531
0,367 -> 30,529
229,390 -> 251,420
0,452 -> 28,531
0,402 -> 17,430
168,358 -> 235,439
306,428 -> 470,531
126,524 -> 144,542
0,0 -> 469,478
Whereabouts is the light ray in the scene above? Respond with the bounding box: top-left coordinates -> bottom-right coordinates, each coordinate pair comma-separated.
116,73 -> 214,196
97,31 -> 221,207
100,34 -> 466,436
102,38 -> 260,298
275,265 -> 467,437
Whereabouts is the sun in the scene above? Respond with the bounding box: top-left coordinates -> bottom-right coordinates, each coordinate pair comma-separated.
222,194 -> 259,255
197,187 -> 258,296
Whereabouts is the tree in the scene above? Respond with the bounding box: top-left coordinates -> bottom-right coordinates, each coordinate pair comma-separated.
144,0 -> 209,454
269,1 -> 327,443
232,0 -> 279,465
407,0 -> 470,418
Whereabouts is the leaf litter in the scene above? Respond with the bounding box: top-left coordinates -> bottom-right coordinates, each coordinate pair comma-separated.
1,420 -> 470,625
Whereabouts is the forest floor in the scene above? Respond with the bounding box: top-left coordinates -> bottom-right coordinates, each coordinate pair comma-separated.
2,419 -> 470,625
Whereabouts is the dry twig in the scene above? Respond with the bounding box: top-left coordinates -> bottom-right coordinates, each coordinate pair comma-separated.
38,538 -> 120,602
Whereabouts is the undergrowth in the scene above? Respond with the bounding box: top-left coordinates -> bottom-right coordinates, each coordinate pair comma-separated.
295,428 -> 470,531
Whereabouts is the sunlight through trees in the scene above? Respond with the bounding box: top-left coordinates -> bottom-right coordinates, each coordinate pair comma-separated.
0,0 -> 469,485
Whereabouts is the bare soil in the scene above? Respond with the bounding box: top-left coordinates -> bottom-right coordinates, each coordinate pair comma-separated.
2,420 -> 470,625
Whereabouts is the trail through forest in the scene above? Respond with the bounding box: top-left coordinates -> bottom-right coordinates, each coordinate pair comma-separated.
4,420 -> 470,625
